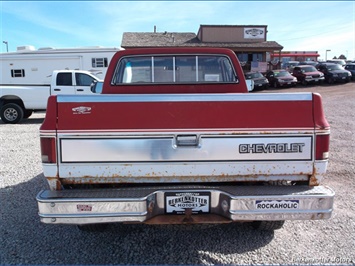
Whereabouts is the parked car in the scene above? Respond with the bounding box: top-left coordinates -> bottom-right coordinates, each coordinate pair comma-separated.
245,79 -> 255,92
326,59 -> 346,67
316,63 -> 352,84
90,80 -> 103,93
265,69 -> 298,88
244,71 -> 269,90
292,65 -> 325,85
344,63 -> 355,81
299,61 -> 318,67
281,61 -> 299,72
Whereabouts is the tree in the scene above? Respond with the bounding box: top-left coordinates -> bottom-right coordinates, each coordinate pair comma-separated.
339,54 -> 347,59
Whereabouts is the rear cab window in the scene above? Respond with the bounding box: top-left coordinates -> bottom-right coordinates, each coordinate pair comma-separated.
111,54 -> 237,85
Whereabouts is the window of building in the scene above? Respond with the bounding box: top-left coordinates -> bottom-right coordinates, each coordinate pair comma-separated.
92,58 -> 108,68
252,53 -> 263,62
11,69 -> 25,78
237,54 -> 248,62
237,53 -> 263,62
112,55 -> 237,84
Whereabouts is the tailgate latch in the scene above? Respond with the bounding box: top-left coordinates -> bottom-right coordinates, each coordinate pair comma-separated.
175,135 -> 199,147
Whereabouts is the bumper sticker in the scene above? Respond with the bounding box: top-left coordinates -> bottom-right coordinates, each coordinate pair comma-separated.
255,200 -> 299,210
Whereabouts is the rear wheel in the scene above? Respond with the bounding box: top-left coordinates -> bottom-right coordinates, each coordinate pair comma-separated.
273,82 -> 278,88
251,220 -> 285,231
0,103 -> 24,124
23,110 -> 33,119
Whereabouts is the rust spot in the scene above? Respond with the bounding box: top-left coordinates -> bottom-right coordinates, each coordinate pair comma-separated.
309,165 -> 320,186
182,208 -> 193,223
46,176 -> 62,190
148,201 -> 155,213
144,214 -> 231,225
309,175 -> 319,186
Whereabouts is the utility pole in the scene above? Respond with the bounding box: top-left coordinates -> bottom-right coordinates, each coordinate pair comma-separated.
3,41 -> 9,52
325,49 -> 331,61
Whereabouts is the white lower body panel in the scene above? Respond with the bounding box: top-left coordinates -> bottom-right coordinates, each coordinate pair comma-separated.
55,161 -> 313,183
52,132 -> 324,184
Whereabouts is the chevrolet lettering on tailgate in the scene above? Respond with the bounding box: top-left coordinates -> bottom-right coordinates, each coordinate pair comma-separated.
239,143 -> 305,154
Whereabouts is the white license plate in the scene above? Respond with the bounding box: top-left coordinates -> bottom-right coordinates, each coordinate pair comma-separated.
342,77 -> 346,79
165,192 -> 210,214
315,79 -> 319,82
287,82 -> 291,84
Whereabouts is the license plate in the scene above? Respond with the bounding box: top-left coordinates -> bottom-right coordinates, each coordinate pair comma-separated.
165,192 -> 210,214
342,77 -> 346,79
315,79 -> 319,82
287,82 -> 291,84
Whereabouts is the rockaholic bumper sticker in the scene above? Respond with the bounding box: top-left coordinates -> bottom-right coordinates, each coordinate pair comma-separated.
255,200 -> 300,210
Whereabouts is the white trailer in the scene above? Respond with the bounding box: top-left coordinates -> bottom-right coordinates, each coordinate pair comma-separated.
0,45 -> 121,85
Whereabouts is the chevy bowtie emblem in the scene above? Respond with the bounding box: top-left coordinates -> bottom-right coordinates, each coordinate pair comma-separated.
72,106 -> 92,114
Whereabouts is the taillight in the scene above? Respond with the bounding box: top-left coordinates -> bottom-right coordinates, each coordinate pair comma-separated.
315,131 -> 330,160
40,137 -> 57,163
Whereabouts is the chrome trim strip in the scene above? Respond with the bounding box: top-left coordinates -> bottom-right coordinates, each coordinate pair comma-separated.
56,128 -> 317,134
315,129 -> 331,135
57,92 -> 313,103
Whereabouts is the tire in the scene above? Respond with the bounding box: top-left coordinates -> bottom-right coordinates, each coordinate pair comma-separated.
0,103 -> 24,124
77,223 -> 108,232
23,110 -> 33,119
301,79 -> 307,86
251,220 -> 285,231
273,82 -> 278,88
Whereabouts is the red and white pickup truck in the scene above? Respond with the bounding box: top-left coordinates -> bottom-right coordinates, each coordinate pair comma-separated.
36,48 -> 334,231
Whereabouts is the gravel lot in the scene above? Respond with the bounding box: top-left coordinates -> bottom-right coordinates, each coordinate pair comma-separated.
1,82 -> 354,265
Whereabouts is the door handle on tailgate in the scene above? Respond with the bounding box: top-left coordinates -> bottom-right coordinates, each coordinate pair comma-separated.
175,135 -> 199,147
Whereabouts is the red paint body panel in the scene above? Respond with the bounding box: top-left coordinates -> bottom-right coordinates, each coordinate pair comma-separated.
41,96 -> 57,131
55,99 -> 315,131
312,93 -> 330,129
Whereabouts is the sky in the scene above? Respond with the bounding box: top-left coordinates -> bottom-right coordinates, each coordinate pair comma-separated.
1,1 -> 355,60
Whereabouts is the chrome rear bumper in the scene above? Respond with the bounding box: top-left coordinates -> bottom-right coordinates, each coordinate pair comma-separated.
36,185 -> 334,225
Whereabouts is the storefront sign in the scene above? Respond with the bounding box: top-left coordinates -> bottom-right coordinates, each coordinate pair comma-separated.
244,28 -> 265,39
